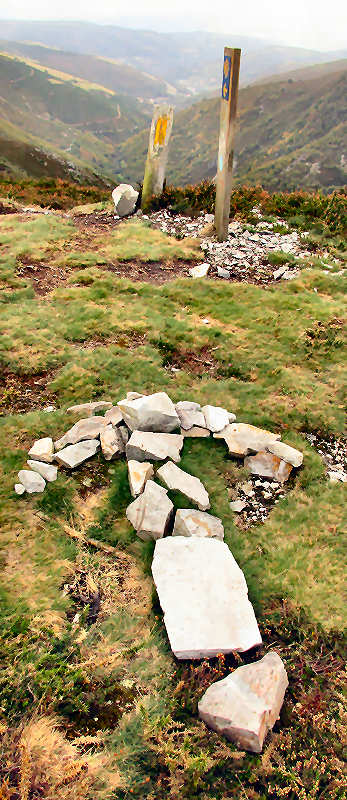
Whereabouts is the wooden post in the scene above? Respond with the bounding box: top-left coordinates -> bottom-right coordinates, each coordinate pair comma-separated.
214,48 -> 241,241
141,104 -> 173,211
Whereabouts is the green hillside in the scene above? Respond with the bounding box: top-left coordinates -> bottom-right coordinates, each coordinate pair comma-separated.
117,66 -> 347,193
0,52 -> 148,181
0,40 -> 179,111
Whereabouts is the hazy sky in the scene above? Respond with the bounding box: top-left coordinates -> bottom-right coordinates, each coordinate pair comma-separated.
1,0 -> 346,52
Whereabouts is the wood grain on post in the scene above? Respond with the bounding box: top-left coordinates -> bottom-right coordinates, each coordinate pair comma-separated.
141,104 -> 174,211
214,48 -> 241,241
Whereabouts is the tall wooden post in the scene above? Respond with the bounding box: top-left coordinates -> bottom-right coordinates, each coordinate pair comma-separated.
141,104 -> 173,211
214,48 -> 241,241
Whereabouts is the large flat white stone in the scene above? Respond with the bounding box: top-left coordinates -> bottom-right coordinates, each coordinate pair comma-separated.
55,417 -> 106,450
157,461 -> 210,510
118,392 -> 180,433
173,509 -> 224,540
126,431 -> 184,462
151,537 -> 261,658
198,652 -> 288,753
126,480 -> 173,540
28,437 -> 54,463
54,440 -> 100,468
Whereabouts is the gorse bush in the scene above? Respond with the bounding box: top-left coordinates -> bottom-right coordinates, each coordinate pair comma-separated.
0,177 -> 110,210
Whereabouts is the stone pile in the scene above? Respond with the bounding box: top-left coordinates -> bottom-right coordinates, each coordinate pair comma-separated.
16,390 -> 302,751
147,210 -> 314,284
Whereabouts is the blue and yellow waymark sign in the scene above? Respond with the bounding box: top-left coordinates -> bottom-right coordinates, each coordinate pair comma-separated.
222,55 -> 231,101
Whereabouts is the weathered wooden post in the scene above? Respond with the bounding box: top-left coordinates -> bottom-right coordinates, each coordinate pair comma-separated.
214,48 -> 241,241
141,104 -> 174,211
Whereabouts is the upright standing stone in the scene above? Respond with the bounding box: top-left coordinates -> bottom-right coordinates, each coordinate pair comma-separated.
198,652 -> 288,753
214,48 -> 241,242
151,537 -> 261,658
141,105 -> 173,211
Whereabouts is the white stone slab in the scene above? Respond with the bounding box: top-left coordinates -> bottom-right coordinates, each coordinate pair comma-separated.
202,405 -> 230,433
66,401 -> 112,416
214,427 -> 251,457
27,460 -> 57,482
173,509 -> 224,540
128,460 -> 154,497
126,480 -> 173,540
244,451 -> 292,483
227,423 -> 280,452
28,437 -> 54,463
175,401 -> 206,430
151,537 -> 262,658
118,392 -> 180,433
18,469 -> 46,493
15,483 -> 25,495
54,440 -> 100,468
181,426 -> 210,438
267,440 -> 303,468
126,431 -> 184,463
157,461 -> 210,510
103,406 -> 123,427
198,652 -> 288,753
55,417 -> 106,450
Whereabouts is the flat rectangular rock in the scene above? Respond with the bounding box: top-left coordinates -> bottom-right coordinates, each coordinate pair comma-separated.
66,401 -> 112,416
126,431 -> 184,463
152,537 -> 262,659
181,426 -> 210,438
157,461 -> 210,510
55,440 -> 100,468
55,417 -> 106,450
267,440 -> 303,468
228,422 -> 280,452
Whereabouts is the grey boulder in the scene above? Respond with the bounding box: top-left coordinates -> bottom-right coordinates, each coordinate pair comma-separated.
198,652 -> 288,753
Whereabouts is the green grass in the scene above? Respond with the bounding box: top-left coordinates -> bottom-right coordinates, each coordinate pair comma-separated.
1,201 -> 347,798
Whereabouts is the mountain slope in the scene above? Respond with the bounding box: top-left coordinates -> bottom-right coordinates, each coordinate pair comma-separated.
0,51 -> 148,181
117,66 -> 347,192
0,40 -> 178,111
0,20 -> 345,95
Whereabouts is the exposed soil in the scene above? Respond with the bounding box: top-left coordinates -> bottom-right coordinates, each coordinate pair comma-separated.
106,258 -> 196,285
16,256 -> 72,296
157,343 -> 221,376
0,369 -> 59,415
